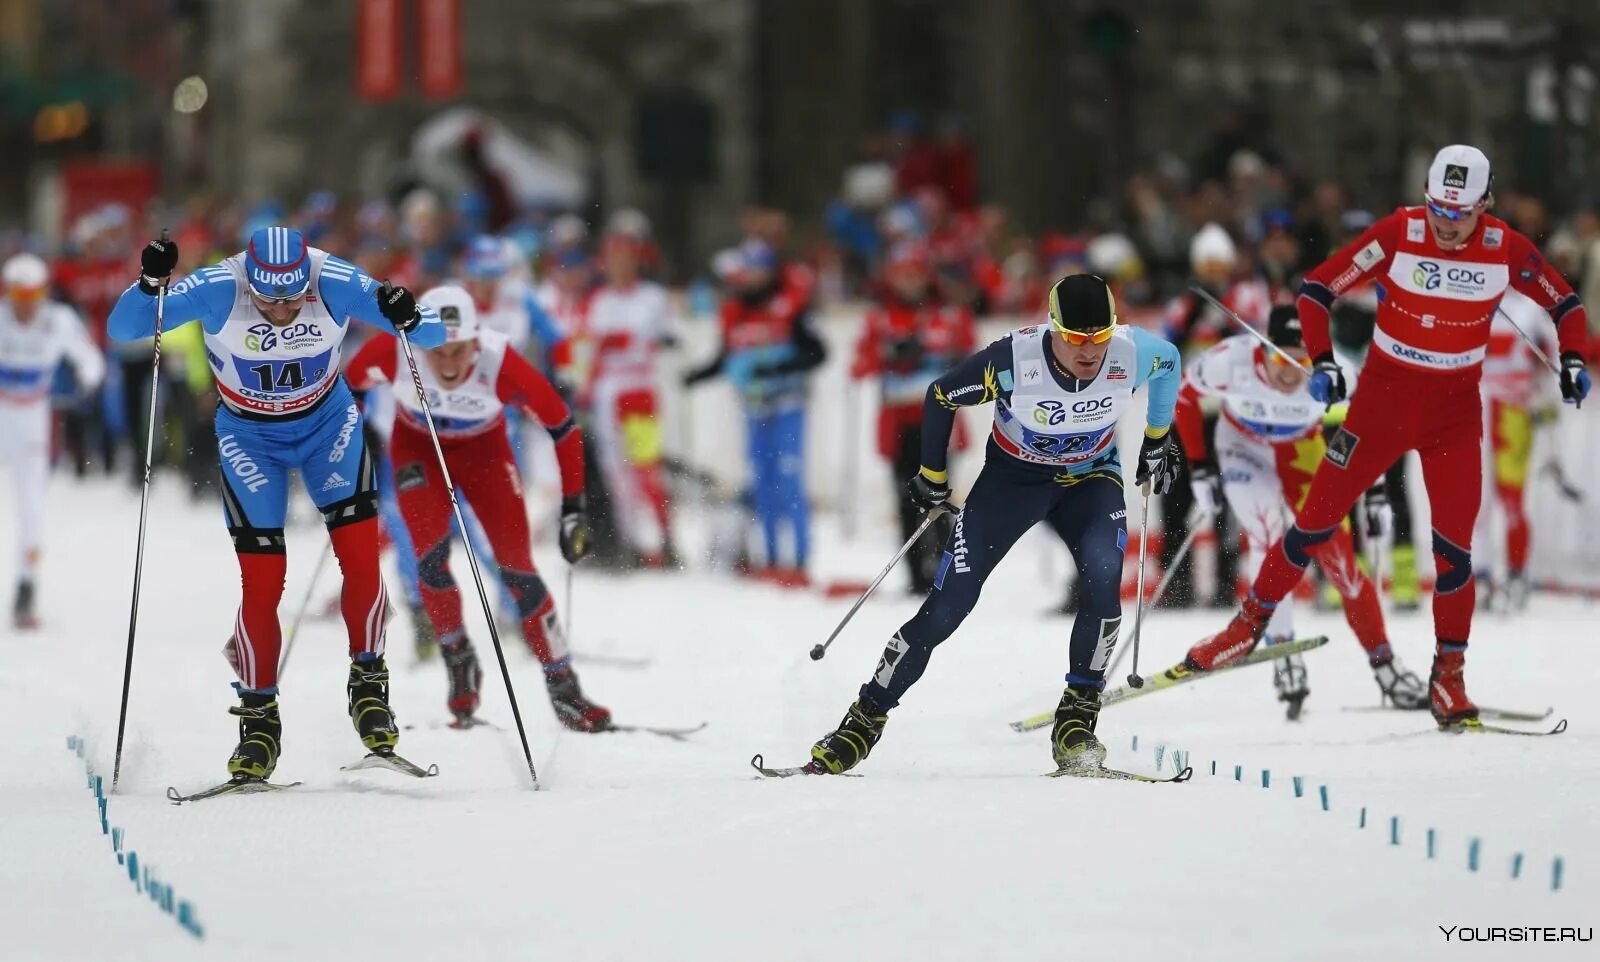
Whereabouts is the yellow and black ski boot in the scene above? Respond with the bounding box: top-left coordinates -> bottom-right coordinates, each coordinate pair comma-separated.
347,657 -> 400,753
810,697 -> 889,774
1051,685 -> 1106,772
227,690 -> 282,779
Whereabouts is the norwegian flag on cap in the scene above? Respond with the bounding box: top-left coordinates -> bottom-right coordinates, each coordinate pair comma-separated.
1426,145 -> 1492,207
244,226 -> 311,298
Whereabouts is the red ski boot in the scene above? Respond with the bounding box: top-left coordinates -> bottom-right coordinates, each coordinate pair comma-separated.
546,666 -> 613,732
441,639 -> 483,723
1184,594 -> 1276,671
1429,644 -> 1479,729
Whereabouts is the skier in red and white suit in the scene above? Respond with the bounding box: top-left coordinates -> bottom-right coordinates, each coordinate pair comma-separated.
1186,145 -> 1592,728
347,285 -> 612,731
583,233 -> 676,565
1471,289 -> 1557,611
1176,305 -> 1428,717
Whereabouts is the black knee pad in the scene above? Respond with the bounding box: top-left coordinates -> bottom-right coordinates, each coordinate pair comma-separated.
229,526 -> 286,555
1282,524 -> 1337,568
1432,530 -> 1473,595
417,539 -> 455,590
498,568 -> 550,618
321,490 -> 379,530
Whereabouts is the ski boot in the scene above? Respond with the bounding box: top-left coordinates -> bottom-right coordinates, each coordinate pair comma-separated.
1371,653 -> 1428,709
1184,593 -> 1275,670
441,639 -> 483,722
409,605 -> 438,662
545,666 -> 612,732
347,656 -> 400,753
1390,544 -> 1422,611
810,696 -> 889,774
1429,644 -> 1478,729
226,690 -> 282,779
1501,571 -> 1531,613
12,580 -> 39,631
1264,636 -> 1309,720
1051,685 -> 1105,771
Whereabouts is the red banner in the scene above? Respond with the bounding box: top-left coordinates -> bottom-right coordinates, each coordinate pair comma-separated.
417,0 -> 463,100
356,0 -> 404,101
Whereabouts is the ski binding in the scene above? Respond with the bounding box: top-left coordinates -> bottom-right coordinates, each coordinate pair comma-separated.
340,751 -> 440,777
167,775 -> 302,804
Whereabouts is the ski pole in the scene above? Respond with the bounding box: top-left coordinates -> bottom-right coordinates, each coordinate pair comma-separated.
113,247 -> 168,792
1494,305 -> 1561,376
398,328 -> 541,789
1106,506 -> 1209,678
277,538 -> 333,678
809,504 -> 950,662
1124,483 -> 1153,689
1190,286 -> 1305,368
564,564 -> 575,646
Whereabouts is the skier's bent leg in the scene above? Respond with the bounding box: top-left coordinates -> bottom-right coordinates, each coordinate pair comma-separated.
1045,476 -> 1127,691
861,467 -> 1053,709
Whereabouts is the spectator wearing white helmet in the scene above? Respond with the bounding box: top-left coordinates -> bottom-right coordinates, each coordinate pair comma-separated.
0,252 -> 106,629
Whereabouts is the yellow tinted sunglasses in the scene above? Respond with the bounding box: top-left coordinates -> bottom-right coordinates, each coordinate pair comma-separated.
1048,281 -> 1118,345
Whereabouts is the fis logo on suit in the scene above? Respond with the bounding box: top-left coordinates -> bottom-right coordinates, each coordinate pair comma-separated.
244,321 -> 322,352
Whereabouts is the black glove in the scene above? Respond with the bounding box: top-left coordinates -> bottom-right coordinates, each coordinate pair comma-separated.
139,233 -> 179,294
1363,482 -> 1393,540
1189,462 -> 1222,520
1135,432 -> 1180,495
907,470 -> 951,512
884,336 -> 924,375
558,495 -> 591,564
1559,351 -> 1591,408
1308,352 -> 1347,406
376,282 -> 423,334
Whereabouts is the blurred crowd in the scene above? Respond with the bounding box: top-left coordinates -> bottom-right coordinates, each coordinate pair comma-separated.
5,110 -> 1600,601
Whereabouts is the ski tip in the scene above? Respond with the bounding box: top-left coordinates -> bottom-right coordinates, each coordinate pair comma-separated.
1552,718 -> 1569,735
749,754 -> 765,773
1174,766 -> 1194,783
165,786 -> 184,804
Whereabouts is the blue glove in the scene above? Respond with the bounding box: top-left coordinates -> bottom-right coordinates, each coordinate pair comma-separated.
1559,351 -> 1590,408
724,352 -> 758,393
1308,352 -> 1347,406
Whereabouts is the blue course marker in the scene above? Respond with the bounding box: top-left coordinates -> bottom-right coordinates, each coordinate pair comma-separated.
1261,769 -> 1271,789
1292,776 -> 1303,798
1512,853 -> 1524,879
1319,785 -> 1329,811
1359,807 -> 1367,829
1234,764 -> 1243,782
1390,816 -> 1400,846
1553,857 -> 1564,892
1468,838 -> 1481,872
1427,828 -> 1436,859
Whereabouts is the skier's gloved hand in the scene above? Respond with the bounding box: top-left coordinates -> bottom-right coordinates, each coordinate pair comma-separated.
558,495 -> 592,564
1308,352 -> 1347,406
1189,462 -> 1222,521
1363,482 -> 1394,541
377,282 -> 423,334
139,233 -> 179,294
908,469 -> 951,513
1135,431 -> 1181,495
1559,351 -> 1591,407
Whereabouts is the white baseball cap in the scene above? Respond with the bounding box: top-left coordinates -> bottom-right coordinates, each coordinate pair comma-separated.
419,284 -> 479,343
3,252 -> 49,291
1189,223 -> 1237,268
1426,145 -> 1492,208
